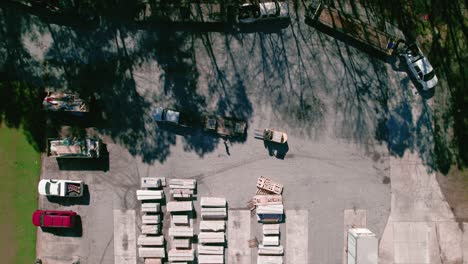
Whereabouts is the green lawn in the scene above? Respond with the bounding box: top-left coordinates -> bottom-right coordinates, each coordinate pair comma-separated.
0,124 -> 41,264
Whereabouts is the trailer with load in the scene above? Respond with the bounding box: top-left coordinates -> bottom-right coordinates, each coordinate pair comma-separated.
305,0 -> 402,56
42,92 -> 90,112
202,115 -> 247,137
48,138 -> 102,158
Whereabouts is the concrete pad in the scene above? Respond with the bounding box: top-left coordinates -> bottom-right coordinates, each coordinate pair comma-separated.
343,209 -> 367,264
436,222 -> 463,263
113,210 -> 137,264
393,222 -> 430,264
378,218 -> 394,264
463,223 -> 468,264
227,210 -> 251,264
286,210 -> 308,264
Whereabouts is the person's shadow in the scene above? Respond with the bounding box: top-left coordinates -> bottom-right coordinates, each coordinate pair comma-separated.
264,141 -> 289,159
223,138 -> 231,156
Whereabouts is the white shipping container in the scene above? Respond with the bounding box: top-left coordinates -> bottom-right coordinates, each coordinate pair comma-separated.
347,228 -> 378,264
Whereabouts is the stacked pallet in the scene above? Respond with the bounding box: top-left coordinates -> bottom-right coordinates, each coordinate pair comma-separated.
168,249 -> 194,262
137,177 -> 166,263
168,179 -> 197,262
137,190 -> 165,200
167,201 -> 193,213
141,177 -> 166,188
198,197 -> 227,264
254,177 -> 285,262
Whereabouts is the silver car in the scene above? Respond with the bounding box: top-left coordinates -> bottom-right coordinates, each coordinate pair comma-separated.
401,43 -> 438,90
237,1 -> 289,23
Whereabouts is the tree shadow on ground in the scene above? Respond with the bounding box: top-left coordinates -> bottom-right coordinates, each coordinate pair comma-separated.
0,2 -> 255,164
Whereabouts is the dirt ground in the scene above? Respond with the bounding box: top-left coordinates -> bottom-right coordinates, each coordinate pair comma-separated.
437,167 -> 468,222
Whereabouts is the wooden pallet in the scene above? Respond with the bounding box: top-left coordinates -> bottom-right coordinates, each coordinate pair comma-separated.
256,188 -> 275,195
256,176 -> 283,194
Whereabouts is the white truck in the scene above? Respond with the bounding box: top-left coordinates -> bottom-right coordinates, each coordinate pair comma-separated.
347,228 -> 378,264
38,179 -> 84,197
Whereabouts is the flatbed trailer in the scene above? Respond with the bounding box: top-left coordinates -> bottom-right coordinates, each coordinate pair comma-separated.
48,138 -> 101,158
306,1 -> 401,55
43,92 -> 90,112
203,115 -> 247,137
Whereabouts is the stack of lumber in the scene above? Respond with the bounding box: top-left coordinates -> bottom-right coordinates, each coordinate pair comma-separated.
200,220 -> 225,232
255,177 -> 284,263
262,224 -> 280,235
198,245 -> 224,255
167,179 -> 197,256
253,195 -> 283,205
257,255 -> 283,264
198,197 -> 227,261
198,232 -> 225,244
138,247 -> 166,258
141,178 -> 163,189
198,254 -> 224,264
144,258 -> 162,264
173,238 -> 191,249
258,245 -> 284,255
168,249 -> 194,262
201,207 -> 227,220
172,215 -> 189,226
201,197 -> 226,207
138,179 -> 166,262
169,227 -> 194,237
167,201 -> 193,213
141,203 -> 161,213
141,224 -> 161,235
262,235 -> 279,246
137,235 -> 164,246
136,190 -> 164,200
256,205 -> 283,215
142,214 -> 161,224
169,179 -> 196,189
170,188 -> 194,199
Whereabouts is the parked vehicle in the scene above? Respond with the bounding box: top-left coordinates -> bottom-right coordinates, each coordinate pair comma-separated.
400,43 -> 438,90
152,107 -> 194,127
47,138 -> 101,158
43,92 -> 90,112
38,179 -> 84,197
305,1 -> 401,56
262,129 -> 288,144
237,1 -> 289,24
202,115 -> 247,137
32,209 -> 77,228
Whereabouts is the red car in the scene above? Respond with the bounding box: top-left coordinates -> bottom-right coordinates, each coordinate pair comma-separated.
32,210 -> 77,228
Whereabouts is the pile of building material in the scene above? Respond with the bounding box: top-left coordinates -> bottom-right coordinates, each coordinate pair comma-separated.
254,177 -> 284,263
169,179 -> 196,200
168,179 -> 197,263
137,177 -> 166,262
198,197 -> 227,264
168,249 -> 194,262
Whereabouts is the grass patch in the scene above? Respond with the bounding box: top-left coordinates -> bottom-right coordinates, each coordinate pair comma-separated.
0,124 -> 41,264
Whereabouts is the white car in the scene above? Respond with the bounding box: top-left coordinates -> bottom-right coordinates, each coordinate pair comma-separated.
38,179 -> 84,197
401,43 -> 438,90
237,1 -> 289,24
